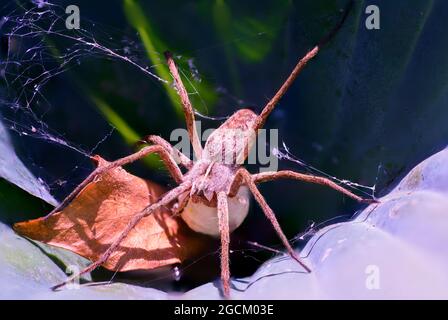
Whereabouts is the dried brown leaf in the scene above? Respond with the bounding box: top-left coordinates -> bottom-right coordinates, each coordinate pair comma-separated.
14,156 -> 206,272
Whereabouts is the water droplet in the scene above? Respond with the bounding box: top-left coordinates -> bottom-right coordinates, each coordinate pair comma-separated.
173,266 -> 181,281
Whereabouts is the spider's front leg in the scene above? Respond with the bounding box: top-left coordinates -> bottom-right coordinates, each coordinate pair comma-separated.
164,51 -> 203,160
45,144 -> 184,218
230,169 -> 312,273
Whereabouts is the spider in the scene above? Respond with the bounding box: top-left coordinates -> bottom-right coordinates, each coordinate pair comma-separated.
49,1 -> 373,298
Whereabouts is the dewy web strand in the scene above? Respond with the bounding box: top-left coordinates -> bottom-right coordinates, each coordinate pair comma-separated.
273,141 -> 377,199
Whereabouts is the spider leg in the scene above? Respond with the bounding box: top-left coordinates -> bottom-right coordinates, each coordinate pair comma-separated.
217,191 -> 231,299
233,169 -> 311,273
252,171 -> 377,203
46,145 -> 184,219
144,134 -> 193,169
165,51 -> 203,160
254,1 -> 353,131
51,181 -> 192,291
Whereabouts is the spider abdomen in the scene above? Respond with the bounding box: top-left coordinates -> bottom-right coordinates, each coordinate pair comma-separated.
181,187 -> 250,237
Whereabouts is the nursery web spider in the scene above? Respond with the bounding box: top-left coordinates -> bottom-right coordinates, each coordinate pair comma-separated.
49,1 -> 373,298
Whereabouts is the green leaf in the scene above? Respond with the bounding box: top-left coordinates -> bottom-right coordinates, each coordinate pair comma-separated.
0,119 -> 57,206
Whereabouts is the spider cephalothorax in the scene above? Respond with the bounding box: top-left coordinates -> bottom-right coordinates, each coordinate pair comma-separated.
179,108 -> 258,236
45,1 -> 374,298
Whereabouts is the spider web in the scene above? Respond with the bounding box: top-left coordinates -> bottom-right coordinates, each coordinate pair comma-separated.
0,1 -> 248,192
1,4 -> 161,133
273,141 -> 378,199
0,1 -> 176,195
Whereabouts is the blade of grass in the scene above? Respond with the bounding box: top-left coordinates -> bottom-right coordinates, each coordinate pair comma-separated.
123,0 -> 217,117
212,0 -> 289,63
212,0 -> 242,94
123,0 -> 183,117
91,95 -> 161,168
